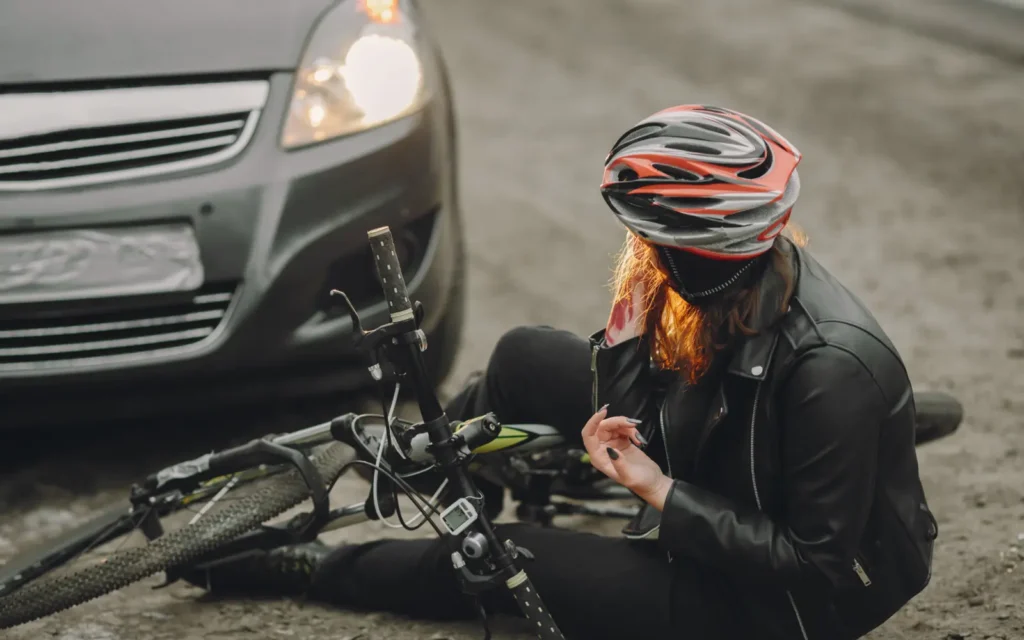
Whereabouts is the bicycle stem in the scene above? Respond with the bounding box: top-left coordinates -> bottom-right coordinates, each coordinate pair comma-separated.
389,332 -> 513,564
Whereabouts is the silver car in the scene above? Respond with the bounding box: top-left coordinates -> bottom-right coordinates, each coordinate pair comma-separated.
0,0 -> 464,426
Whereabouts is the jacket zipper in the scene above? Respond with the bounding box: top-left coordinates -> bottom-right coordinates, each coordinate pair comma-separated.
750,382 -> 810,640
852,557 -> 872,587
659,400 -> 673,478
659,401 -> 675,563
590,344 -> 600,412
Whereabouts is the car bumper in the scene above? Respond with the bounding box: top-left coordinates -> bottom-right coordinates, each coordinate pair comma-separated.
0,72 -> 461,425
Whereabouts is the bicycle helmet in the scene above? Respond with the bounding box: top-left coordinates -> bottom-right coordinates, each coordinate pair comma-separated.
601,105 -> 801,261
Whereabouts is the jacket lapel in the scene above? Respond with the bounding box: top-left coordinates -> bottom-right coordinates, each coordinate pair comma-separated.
726,241 -> 795,380
690,241 -> 799,463
692,385 -> 729,468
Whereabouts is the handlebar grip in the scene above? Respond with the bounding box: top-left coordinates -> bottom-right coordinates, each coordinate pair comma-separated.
507,570 -> 565,640
367,226 -> 414,323
457,414 -> 501,452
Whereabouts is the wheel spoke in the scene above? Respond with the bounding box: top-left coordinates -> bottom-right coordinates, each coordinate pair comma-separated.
187,476 -> 240,526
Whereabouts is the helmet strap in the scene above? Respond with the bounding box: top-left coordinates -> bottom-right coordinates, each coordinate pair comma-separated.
656,247 -> 766,304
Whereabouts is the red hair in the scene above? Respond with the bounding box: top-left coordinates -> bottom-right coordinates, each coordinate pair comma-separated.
610,227 -> 806,383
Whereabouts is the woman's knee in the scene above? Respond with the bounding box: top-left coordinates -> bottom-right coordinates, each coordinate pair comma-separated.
488,325 -> 583,372
489,325 -> 555,370
480,325 -> 592,429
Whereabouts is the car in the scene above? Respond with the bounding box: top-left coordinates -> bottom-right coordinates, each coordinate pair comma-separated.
0,0 -> 465,427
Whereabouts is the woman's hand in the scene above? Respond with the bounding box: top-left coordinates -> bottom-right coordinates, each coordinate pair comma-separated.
582,406 -> 674,510
604,276 -> 646,346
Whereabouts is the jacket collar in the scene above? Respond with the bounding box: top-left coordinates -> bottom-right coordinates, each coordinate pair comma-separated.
726,239 -> 801,381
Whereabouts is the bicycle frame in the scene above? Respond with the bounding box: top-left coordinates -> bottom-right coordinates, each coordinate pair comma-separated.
274,416 -> 567,457
214,417 -> 568,538
267,415 -> 634,531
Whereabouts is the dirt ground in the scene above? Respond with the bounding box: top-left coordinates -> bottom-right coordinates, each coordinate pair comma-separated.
2,0 -> 1023,638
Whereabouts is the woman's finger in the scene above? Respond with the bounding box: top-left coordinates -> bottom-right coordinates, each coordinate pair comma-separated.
595,418 -> 644,447
595,421 -> 637,441
581,405 -> 609,439
596,432 -> 632,450
598,416 -> 644,434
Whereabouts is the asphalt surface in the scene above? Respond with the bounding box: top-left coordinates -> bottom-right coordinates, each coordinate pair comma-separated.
2,0 -> 1023,638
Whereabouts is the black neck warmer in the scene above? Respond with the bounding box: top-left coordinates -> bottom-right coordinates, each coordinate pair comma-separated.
655,246 -> 768,305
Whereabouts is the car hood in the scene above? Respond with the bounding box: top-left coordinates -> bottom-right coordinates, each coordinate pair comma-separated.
0,0 -> 335,85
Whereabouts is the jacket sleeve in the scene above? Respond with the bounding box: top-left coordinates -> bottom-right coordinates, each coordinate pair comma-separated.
657,346 -> 889,589
588,329 -> 658,426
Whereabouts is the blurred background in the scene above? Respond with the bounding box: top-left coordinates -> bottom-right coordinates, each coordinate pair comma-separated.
1,0 -> 1022,638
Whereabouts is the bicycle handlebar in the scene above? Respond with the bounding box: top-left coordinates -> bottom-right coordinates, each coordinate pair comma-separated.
507,570 -> 564,640
367,226 -> 414,323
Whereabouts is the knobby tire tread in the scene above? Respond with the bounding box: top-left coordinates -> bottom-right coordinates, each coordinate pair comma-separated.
0,443 -> 351,630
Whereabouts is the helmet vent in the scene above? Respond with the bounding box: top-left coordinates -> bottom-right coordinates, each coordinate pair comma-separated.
614,124 -> 663,149
652,164 -> 701,181
666,141 -> 721,155
659,196 -> 723,209
737,145 -> 774,180
689,121 -> 731,136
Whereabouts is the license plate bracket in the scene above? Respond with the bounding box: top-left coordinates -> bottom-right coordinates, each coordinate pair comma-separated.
0,223 -> 204,305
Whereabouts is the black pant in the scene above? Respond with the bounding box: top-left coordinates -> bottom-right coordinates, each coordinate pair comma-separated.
313,326 -> 744,639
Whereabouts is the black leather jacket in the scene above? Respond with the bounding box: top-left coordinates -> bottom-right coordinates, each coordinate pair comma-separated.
590,240 -> 937,640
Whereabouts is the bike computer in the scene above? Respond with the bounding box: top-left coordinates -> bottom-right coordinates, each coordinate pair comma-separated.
440,498 -> 478,536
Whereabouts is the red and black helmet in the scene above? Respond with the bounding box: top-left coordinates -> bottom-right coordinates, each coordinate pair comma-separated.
601,105 -> 802,260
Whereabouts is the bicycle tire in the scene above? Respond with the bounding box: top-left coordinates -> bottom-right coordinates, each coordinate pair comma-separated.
0,442 -> 352,630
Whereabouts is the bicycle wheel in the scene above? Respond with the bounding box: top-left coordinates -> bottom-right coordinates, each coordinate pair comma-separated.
0,441 -> 352,630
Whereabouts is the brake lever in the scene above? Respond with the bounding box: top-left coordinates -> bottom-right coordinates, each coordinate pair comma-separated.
329,289 -> 364,335
331,288 -> 391,379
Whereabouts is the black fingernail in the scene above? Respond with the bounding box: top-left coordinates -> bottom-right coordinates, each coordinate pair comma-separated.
606,447 -> 620,460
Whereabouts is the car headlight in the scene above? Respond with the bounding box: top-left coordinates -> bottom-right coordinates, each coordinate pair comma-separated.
281,0 -> 430,149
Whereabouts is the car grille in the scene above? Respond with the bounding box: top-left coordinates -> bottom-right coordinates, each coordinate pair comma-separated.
0,113 -> 253,188
0,283 -> 237,372
0,80 -> 268,190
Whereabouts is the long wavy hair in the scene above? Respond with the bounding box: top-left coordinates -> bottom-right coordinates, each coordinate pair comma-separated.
610,227 -> 806,384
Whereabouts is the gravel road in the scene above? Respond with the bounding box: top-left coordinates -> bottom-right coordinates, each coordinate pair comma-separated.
1,0 -> 1022,638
